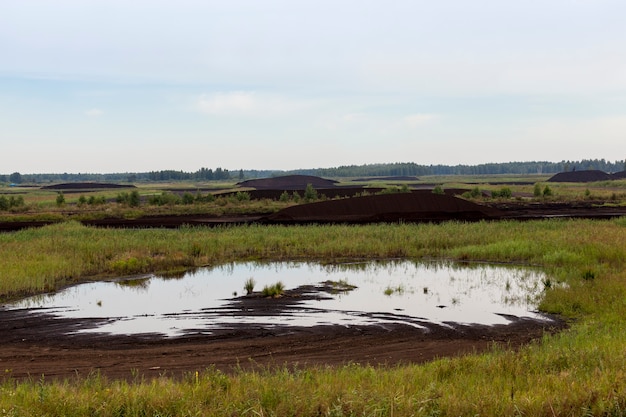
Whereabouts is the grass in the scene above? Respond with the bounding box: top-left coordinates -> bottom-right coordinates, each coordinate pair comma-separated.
384,284 -> 406,296
2,215 -> 626,413
261,281 -> 285,297
244,277 -> 256,295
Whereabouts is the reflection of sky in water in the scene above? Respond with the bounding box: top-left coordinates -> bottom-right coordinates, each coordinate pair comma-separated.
6,261 -> 551,336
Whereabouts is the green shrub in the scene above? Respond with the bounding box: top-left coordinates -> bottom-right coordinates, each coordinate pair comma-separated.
432,185 -> 444,195
129,190 -> 140,207
543,185 -> 553,196
236,191 -> 251,202
0,196 -> 22,210
148,192 -> 181,206
492,187 -> 512,199
462,187 -> 482,199
116,190 -> 140,207
304,184 -> 318,202
88,195 -> 106,205
182,192 -> 195,205
279,191 -> 290,202
55,192 -> 65,207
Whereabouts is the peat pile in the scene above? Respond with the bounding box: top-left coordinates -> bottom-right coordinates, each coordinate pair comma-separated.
351,176 -> 419,181
41,182 -> 135,190
546,170 -> 626,182
237,175 -> 338,190
264,191 -> 503,223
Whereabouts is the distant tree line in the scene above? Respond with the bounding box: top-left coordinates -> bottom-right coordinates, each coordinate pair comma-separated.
287,159 -> 626,178
299,162 -> 430,178
2,159 -> 624,184
1,167 -> 231,184
146,167 -> 230,181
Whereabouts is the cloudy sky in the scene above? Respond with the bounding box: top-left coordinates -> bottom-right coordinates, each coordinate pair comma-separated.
1,1 -> 625,174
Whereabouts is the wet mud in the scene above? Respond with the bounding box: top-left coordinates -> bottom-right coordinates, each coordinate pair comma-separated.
0,284 -> 566,381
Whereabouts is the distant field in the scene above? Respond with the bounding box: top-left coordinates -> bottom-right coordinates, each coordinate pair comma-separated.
1,174 -> 624,220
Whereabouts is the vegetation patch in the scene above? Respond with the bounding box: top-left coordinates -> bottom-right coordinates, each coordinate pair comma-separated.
261,281 -> 285,298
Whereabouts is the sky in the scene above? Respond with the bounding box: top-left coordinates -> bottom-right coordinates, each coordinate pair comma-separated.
1,0 -> 625,174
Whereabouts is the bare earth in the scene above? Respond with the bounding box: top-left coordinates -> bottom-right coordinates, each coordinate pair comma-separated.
0,304 -> 565,381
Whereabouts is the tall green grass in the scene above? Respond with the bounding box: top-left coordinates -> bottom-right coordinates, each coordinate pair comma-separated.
1,219 -> 625,302
2,218 -> 626,415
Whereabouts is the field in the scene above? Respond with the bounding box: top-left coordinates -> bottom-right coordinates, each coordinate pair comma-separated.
1,174 -> 626,415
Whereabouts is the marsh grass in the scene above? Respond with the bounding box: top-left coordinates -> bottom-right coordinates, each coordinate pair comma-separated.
244,277 -> 256,295
262,281 -> 285,297
2,218 -> 626,415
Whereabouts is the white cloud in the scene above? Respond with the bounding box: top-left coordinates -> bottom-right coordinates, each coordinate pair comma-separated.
403,113 -> 439,128
196,92 -> 255,116
84,108 -> 103,117
196,91 -> 315,118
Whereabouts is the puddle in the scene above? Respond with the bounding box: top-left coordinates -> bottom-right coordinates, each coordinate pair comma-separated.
5,261 -> 552,337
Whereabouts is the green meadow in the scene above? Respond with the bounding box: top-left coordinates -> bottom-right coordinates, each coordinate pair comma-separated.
2,216 -> 626,415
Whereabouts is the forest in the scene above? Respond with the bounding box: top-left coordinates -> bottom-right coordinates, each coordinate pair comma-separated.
3,158 -> 624,184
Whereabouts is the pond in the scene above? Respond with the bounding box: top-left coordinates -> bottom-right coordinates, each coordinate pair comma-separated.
6,260 -> 552,337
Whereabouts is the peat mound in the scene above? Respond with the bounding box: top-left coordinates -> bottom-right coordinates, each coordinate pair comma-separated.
547,170 -> 612,183
264,191 -> 503,223
237,175 -> 338,190
41,182 -> 135,190
351,176 -> 419,181
612,170 -> 626,179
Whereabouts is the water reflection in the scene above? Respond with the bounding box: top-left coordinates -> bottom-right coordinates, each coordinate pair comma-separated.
5,260 -> 553,337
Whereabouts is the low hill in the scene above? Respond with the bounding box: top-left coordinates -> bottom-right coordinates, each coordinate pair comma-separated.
41,182 -> 135,190
237,175 -> 338,190
264,191 -> 502,223
547,170 -> 612,183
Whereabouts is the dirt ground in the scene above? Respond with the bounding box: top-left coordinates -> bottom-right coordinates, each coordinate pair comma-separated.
0,273 -> 567,382
0,302 -> 566,381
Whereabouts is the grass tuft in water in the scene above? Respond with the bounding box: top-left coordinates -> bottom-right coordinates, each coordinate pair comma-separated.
244,277 -> 256,295
262,281 -> 285,298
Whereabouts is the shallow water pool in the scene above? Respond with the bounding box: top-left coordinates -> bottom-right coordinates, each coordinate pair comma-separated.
7,260 -> 551,336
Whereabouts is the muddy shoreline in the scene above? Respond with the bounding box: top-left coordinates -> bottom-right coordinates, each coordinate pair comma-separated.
0,304 -> 566,381
1,281 -> 567,381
